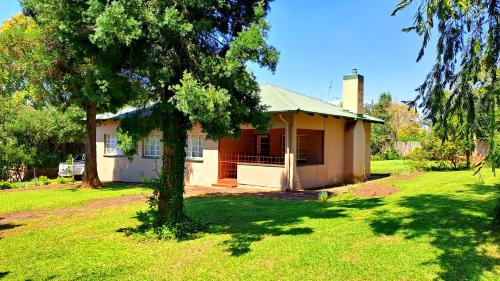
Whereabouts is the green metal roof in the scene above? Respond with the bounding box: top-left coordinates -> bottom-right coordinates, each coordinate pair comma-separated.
97,84 -> 384,124
259,84 -> 384,123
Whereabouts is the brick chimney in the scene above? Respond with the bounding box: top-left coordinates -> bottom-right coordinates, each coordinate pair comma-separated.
342,69 -> 364,114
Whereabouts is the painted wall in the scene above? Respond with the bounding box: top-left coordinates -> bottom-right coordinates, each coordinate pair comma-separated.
237,164 -> 285,188
293,112 -> 346,189
342,76 -> 364,114
344,120 -> 370,183
96,113 -> 372,189
364,122 -> 371,176
96,121 -> 218,186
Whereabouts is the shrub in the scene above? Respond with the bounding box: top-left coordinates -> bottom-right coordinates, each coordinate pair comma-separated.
122,210 -> 208,241
318,190 -> 329,202
37,176 -> 49,185
398,134 -> 424,142
53,177 -> 75,184
373,147 -> 402,160
0,181 -> 13,190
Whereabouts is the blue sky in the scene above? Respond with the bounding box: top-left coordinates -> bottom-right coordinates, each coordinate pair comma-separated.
0,0 -> 436,104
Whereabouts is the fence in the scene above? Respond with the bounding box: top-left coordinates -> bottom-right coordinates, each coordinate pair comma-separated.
395,141 -> 421,156
9,167 -> 59,182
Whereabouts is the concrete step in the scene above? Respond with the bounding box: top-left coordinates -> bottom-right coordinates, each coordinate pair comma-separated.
212,178 -> 238,188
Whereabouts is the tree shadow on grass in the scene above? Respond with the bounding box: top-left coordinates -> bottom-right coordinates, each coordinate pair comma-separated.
0,221 -> 22,240
185,196 -> 385,256
0,272 -> 10,279
120,195 -> 385,256
67,182 -> 150,192
369,182 -> 499,281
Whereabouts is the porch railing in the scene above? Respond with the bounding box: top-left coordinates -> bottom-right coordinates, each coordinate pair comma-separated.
218,153 -> 285,179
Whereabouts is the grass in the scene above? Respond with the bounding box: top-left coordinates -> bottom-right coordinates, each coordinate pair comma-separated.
371,159 -> 416,175
0,162 -> 498,280
0,183 -> 150,213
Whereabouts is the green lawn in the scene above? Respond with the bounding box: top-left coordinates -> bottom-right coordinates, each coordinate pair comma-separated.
0,183 -> 150,213
0,163 -> 498,280
371,159 -> 416,175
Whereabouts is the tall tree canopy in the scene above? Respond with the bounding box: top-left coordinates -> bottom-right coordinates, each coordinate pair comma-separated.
22,0 -> 139,188
393,0 -> 499,168
393,0 -> 499,223
23,0 -> 279,224
0,95 -> 84,181
0,14 -> 60,102
0,14 -> 84,181
117,0 -> 278,223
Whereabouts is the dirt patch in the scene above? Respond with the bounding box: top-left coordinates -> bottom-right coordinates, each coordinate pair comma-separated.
0,195 -> 146,225
186,185 -> 349,201
0,183 -> 79,193
394,172 -> 424,181
352,172 -> 425,198
353,183 -> 399,198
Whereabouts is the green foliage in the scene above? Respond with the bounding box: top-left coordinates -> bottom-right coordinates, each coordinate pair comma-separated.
0,181 -> 13,190
367,92 -> 425,157
171,73 -> 232,138
366,93 -> 395,155
408,132 -> 469,169
53,177 -> 75,184
0,14 -> 60,101
37,176 -> 49,185
22,0 -> 279,220
65,155 -> 74,165
123,210 -> 208,241
0,171 -> 499,280
89,0 -> 143,49
393,0 -> 498,174
318,190 -> 329,202
489,133 -> 500,168
398,134 -> 424,142
373,147 -> 402,161
77,0 -> 277,221
0,96 -> 84,180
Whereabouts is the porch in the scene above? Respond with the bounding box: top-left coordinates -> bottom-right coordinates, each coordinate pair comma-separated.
214,126 -> 326,189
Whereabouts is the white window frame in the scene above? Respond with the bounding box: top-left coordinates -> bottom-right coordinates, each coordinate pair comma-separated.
104,134 -> 123,156
185,135 -> 204,160
143,135 -> 161,158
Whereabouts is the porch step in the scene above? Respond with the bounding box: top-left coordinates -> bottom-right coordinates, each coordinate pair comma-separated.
212,178 -> 238,188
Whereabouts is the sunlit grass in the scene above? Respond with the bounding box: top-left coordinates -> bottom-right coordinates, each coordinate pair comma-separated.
0,183 -> 150,213
0,164 -> 498,280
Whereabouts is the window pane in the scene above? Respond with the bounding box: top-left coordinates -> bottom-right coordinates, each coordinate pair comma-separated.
104,134 -> 123,156
144,136 -> 160,157
296,130 -> 324,165
185,135 -> 203,158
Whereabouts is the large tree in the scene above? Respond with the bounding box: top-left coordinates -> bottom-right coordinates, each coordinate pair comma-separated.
392,0 -> 498,168
21,0 -> 137,188
0,14 -> 85,180
0,95 -> 84,181
393,0 -> 498,222
78,0 -> 278,223
0,14 -> 60,103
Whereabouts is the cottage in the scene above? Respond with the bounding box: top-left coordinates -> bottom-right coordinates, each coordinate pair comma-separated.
96,69 -> 383,190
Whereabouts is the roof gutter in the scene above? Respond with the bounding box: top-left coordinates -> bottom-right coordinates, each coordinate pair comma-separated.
269,110 -> 384,124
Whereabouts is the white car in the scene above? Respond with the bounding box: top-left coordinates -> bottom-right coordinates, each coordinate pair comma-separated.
58,154 -> 85,177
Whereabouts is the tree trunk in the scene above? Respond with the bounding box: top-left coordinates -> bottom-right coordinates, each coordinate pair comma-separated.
81,101 -> 102,188
158,110 -> 188,223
